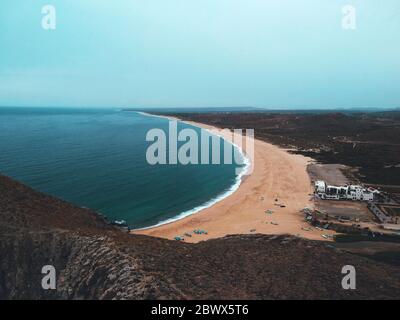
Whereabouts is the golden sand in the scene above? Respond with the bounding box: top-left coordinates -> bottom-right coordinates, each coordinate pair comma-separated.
133,116 -> 335,242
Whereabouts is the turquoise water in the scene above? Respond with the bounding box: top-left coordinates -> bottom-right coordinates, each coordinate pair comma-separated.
0,107 -> 244,229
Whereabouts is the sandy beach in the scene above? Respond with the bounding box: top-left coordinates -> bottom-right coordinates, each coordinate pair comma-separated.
134,114 -> 336,242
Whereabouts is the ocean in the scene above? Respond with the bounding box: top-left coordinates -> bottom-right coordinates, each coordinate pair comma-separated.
0,107 -> 245,229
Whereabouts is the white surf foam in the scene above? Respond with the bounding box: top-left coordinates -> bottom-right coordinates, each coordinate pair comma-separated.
134,111 -> 251,230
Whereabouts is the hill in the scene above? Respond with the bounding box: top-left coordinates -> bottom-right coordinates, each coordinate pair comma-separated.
0,175 -> 399,299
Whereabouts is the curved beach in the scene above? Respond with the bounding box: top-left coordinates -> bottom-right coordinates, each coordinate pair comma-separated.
134,115 -> 336,242
135,112 -> 250,230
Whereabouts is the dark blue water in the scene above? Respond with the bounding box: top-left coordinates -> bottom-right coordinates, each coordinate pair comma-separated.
0,107 -> 243,228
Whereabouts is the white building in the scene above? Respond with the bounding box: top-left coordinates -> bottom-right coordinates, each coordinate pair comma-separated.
314,180 -> 377,201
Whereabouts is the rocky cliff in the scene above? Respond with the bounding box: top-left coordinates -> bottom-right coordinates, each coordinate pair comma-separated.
0,175 -> 399,299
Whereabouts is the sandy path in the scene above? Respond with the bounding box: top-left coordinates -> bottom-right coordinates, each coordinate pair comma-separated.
133,115 -> 335,242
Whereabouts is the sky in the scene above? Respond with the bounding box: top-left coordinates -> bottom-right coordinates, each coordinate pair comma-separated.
0,0 -> 399,109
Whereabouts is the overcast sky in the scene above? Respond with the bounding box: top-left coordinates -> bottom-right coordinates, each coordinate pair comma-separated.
0,0 -> 399,109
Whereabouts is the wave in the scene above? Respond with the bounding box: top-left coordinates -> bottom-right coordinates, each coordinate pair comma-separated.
134,111 -> 251,230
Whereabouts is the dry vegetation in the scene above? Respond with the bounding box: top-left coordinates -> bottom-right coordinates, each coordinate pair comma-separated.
1,175 -> 400,299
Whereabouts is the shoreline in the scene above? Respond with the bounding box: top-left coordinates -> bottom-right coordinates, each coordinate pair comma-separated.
133,113 -> 336,242
134,111 -> 251,231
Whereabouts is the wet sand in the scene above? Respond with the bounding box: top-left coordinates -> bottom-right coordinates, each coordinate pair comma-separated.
133,115 -> 335,242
